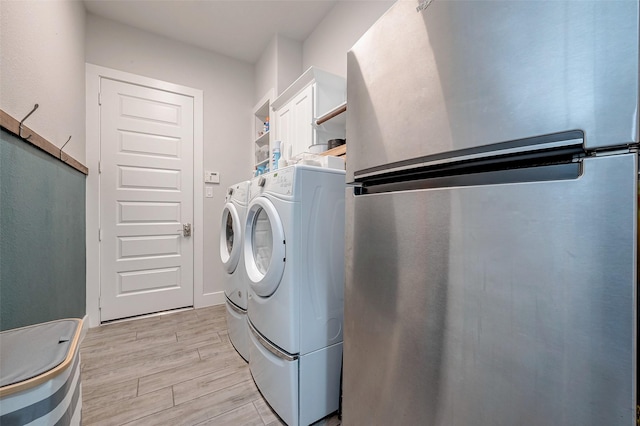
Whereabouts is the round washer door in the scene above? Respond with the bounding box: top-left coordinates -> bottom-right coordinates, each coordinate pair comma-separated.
244,197 -> 286,297
220,202 -> 242,274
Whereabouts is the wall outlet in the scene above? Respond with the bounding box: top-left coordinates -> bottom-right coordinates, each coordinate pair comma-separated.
205,187 -> 214,198
204,171 -> 220,183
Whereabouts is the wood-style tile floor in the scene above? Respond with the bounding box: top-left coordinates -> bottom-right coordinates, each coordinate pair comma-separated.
80,305 -> 341,426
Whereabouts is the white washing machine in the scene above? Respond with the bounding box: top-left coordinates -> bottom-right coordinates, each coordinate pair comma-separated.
220,180 -> 250,361
243,165 -> 345,426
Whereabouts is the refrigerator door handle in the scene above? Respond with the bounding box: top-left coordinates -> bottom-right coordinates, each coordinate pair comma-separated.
354,132 -> 585,181
357,161 -> 581,195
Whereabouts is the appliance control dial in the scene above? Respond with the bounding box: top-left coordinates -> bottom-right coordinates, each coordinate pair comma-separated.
258,176 -> 266,187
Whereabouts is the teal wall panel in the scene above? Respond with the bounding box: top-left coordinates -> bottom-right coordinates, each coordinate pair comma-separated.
0,129 -> 86,331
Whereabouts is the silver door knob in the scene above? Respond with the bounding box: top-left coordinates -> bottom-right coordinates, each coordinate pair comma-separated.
181,223 -> 191,237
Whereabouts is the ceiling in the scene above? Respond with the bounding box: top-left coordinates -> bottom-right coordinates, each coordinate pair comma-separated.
83,0 -> 340,64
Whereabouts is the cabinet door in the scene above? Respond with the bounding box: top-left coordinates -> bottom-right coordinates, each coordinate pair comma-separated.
291,84 -> 314,157
276,101 -> 293,160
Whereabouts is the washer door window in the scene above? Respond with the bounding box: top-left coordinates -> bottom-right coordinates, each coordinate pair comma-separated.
220,203 -> 242,273
244,197 -> 285,297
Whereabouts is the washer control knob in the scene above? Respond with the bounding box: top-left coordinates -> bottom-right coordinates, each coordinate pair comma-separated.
258,176 -> 266,187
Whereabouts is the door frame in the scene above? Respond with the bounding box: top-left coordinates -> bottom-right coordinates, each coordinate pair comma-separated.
85,63 -> 204,327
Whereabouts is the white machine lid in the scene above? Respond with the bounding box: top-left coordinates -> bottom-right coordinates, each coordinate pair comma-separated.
227,181 -> 250,206
0,319 -> 80,388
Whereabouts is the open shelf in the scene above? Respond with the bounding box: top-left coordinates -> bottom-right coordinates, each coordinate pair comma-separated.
253,89 -> 275,171
320,144 -> 346,157
255,131 -> 270,147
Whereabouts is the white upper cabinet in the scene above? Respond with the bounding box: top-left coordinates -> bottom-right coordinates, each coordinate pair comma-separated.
275,98 -> 294,160
290,84 -> 314,157
272,67 -> 346,159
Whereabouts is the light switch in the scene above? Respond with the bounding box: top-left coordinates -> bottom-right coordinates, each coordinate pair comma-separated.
205,187 -> 214,198
204,171 -> 220,183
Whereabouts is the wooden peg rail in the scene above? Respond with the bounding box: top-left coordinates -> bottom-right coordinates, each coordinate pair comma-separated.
0,109 -> 88,175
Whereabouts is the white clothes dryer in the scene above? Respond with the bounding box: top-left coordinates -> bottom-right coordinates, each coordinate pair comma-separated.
220,180 -> 250,361
243,165 -> 345,426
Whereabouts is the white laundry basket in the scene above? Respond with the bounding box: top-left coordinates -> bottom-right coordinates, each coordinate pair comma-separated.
0,318 -> 83,425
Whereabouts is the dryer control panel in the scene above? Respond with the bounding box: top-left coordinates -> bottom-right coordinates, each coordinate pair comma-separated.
250,166 -> 295,198
226,181 -> 249,204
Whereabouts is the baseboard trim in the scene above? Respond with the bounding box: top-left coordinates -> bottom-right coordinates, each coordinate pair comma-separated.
196,291 -> 225,308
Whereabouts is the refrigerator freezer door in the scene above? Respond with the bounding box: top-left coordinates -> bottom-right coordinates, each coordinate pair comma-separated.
344,154 -> 637,425
346,0 -> 639,181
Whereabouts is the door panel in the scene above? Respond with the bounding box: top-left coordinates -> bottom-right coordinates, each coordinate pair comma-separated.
118,235 -> 180,258
346,0 -> 639,181
248,323 -> 298,426
220,203 -> 241,274
291,85 -> 314,157
118,202 -> 181,223
118,166 -> 181,190
100,78 -> 194,321
244,197 -> 285,297
119,267 -> 180,293
275,84 -> 315,159
119,94 -> 181,123
344,154 -> 637,425
276,103 -> 292,163
119,130 -> 180,158
226,300 -> 249,361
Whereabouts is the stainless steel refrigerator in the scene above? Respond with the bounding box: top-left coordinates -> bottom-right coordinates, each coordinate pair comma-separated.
344,1 -> 638,425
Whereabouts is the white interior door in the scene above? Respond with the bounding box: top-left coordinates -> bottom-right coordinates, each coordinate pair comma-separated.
99,78 -> 194,321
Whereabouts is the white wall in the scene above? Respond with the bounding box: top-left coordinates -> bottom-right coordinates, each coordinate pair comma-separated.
254,34 -> 303,104
303,0 -> 395,78
276,35 -> 303,96
255,37 -> 278,104
85,14 -> 254,303
255,1 -> 394,106
0,0 -> 86,162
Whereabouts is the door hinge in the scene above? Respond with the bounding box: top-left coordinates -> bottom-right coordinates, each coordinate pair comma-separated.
98,92 -> 102,106
591,147 -> 634,157
98,161 -> 101,174
98,228 -> 102,241
98,297 -> 102,309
